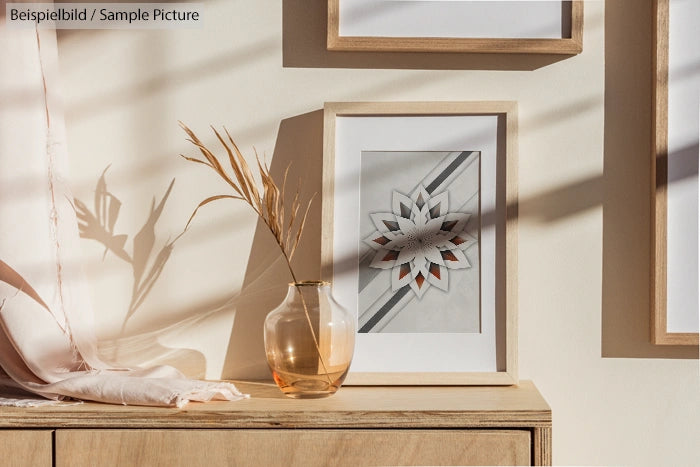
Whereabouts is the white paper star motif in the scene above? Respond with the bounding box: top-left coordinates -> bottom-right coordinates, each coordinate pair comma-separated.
363,185 -> 477,298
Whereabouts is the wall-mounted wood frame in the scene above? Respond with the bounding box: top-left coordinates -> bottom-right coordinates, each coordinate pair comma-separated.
322,101 -> 518,385
651,0 -> 699,346
327,0 -> 583,54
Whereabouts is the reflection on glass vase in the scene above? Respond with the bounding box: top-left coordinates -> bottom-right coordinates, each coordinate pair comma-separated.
264,281 -> 355,398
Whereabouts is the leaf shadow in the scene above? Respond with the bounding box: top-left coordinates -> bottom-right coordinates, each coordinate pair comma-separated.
74,167 -> 180,335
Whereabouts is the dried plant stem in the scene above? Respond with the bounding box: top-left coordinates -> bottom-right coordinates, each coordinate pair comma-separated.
257,215 -> 333,387
180,122 -> 332,388
233,201 -> 332,387
286,270 -> 333,388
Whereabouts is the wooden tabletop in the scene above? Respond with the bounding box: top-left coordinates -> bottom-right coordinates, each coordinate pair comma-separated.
0,380 -> 550,429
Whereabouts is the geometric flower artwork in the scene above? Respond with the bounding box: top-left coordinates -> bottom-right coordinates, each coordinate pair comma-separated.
358,150 -> 480,334
363,185 -> 477,299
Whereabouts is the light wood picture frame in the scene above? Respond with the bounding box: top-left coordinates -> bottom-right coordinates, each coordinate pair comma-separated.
651,0 -> 699,346
327,0 -> 583,54
322,101 -> 518,385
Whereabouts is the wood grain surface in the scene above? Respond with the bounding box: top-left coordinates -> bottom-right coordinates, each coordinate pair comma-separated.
0,430 -> 53,467
0,381 -> 550,429
55,429 -> 531,467
2,382 -> 551,466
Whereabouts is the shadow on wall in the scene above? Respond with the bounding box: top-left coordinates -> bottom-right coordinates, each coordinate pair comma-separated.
218,108 -> 515,379
221,110 -> 325,380
217,68 -> 699,379
72,167 -> 214,376
282,0 -> 575,71
601,0 -> 697,359
208,0 -> 694,370
74,167 -> 179,336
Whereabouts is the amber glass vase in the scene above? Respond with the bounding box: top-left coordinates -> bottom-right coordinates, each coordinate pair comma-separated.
264,281 -> 355,398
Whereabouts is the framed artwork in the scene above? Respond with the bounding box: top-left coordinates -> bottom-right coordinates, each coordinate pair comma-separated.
651,0 -> 699,345
322,101 -> 518,385
327,0 -> 583,54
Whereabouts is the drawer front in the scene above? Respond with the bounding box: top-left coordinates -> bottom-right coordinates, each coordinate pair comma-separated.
0,430 -> 53,467
56,429 -> 531,466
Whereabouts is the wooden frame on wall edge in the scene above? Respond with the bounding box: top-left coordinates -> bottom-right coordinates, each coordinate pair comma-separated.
651,0 -> 699,346
321,101 -> 518,385
327,0 -> 583,54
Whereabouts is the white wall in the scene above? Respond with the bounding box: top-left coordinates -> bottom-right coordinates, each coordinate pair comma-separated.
56,0 -> 699,464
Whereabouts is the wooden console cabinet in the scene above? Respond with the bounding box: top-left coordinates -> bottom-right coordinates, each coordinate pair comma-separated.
0,380 -> 551,466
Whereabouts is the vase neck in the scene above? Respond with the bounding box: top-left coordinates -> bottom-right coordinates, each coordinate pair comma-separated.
286,281 -> 331,303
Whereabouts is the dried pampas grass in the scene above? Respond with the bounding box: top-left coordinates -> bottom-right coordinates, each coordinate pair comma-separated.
180,122 -> 333,384
179,122 -> 315,282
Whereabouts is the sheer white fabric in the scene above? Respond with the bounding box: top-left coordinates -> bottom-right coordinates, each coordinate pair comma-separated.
0,13 -> 246,407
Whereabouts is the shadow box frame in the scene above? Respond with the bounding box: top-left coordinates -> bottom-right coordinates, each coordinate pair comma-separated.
327,0 -> 583,54
321,101 -> 518,385
651,0 -> 699,346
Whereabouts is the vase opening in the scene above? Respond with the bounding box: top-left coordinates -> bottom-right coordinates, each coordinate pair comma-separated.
290,280 -> 330,286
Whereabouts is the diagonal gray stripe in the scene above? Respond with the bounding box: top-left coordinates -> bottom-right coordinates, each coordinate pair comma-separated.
425,151 -> 474,194
359,285 -> 411,333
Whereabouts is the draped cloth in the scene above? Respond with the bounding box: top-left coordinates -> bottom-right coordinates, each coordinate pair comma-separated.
0,13 -> 246,407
